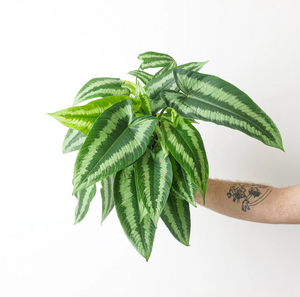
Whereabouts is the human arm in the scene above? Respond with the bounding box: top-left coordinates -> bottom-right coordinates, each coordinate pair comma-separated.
196,179 -> 300,224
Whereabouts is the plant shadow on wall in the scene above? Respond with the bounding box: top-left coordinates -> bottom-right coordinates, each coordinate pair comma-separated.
48,52 -> 284,261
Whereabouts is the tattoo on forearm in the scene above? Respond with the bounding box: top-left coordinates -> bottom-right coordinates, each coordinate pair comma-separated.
226,183 -> 272,212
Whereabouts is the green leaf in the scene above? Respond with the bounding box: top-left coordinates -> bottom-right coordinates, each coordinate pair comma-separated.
162,110 -> 198,125
100,174 -> 115,224
169,155 -> 197,207
160,111 -> 173,123
73,77 -> 130,106
128,70 -> 153,85
122,80 -> 136,96
135,81 -> 152,115
162,68 -> 284,151
153,60 -> 177,78
74,183 -> 97,225
145,61 -> 209,114
72,100 -> 158,194
48,95 -> 141,135
62,128 -> 86,154
154,126 -> 168,156
138,51 -> 176,70
135,149 -> 173,226
160,192 -> 190,246
161,116 -> 209,204
114,165 -> 156,261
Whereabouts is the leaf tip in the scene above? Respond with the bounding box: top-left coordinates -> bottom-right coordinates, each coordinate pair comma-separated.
144,253 -> 151,262
279,143 -> 285,152
47,111 -> 61,121
72,188 -> 79,196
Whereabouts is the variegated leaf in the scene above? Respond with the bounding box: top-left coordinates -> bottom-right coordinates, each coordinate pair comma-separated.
62,128 -> 86,154
73,77 -> 130,106
48,95 -> 141,135
114,165 -> 156,261
135,149 -> 173,226
154,126 -> 168,156
135,81 -> 152,115
122,80 -> 136,96
161,116 -> 209,204
100,174 -> 115,224
137,196 -> 149,223
145,61 -> 208,114
160,111 -> 173,123
138,51 -> 176,70
153,60 -> 177,79
160,192 -> 190,246
169,155 -> 197,207
72,100 -> 158,194
162,111 -> 198,125
74,183 -> 97,225
162,68 -> 284,151
128,70 -> 153,85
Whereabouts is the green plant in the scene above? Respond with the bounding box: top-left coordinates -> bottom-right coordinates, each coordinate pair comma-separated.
48,51 -> 284,261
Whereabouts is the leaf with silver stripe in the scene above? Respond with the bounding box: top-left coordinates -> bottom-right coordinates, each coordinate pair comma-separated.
160,192 -> 190,246
162,68 -> 284,151
135,81 -> 152,115
100,174 -> 115,224
128,70 -> 153,85
162,110 -> 199,125
138,51 -> 176,70
48,95 -> 141,135
62,128 -> 86,154
145,61 -> 208,114
72,100 -> 158,194
161,116 -> 209,204
73,77 -> 130,106
135,149 -> 173,226
114,165 -> 156,261
169,155 -> 197,207
154,126 -> 168,155
153,60 -> 177,79
74,183 -> 97,225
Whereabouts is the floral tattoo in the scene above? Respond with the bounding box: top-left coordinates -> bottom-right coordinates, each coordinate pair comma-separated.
227,183 -> 272,212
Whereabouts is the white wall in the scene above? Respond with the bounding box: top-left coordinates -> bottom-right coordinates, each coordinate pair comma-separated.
1,0 -> 299,296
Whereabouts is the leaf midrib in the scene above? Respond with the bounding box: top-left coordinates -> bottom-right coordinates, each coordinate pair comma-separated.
133,172 -> 149,257
180,165 -> 194,203
186,93 -> 274,140
77,116 -> 134,190
169,195 -> 186,244
168,123 -> 201,185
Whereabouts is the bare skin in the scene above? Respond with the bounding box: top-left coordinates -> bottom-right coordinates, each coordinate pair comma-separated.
196,179 -> 300,224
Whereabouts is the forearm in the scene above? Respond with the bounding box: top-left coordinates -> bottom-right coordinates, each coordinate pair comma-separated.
196,179 -> 300,224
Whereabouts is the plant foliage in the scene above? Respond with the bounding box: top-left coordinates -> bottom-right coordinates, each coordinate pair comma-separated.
48,51 -> 284,261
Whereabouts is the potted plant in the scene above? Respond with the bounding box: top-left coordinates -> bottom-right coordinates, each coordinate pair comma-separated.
48,51 -> 283,261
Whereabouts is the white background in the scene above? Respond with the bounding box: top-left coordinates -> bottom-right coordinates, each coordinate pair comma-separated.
1,0 -> 300,296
